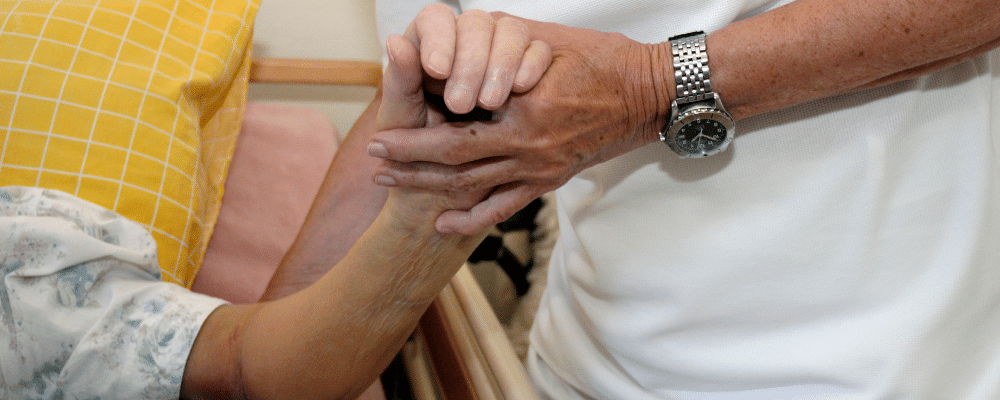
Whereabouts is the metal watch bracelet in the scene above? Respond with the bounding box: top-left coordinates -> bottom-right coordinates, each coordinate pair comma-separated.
670,31 -> 712,105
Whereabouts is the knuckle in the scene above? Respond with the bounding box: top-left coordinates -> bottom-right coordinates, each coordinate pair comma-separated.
497,16 -> 529,37
386,171 -> 412,187
520,141 -> 578,180
385,160 -> 418,182
460,9 -> 492,25
525,40 -> 554,63
530,159 -> 570,185
521,96 -> 557,120
436,195 -> 459,213
449,171 -> 479,192
486,208 -> 510,226
537,164 -> 565,183
422,3 -> 454,17
463,8 -> 489,17
489,11 -> 511,19
522,131 -> 559,156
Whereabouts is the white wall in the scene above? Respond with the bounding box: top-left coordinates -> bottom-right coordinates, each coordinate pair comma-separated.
249,0 -> 382,136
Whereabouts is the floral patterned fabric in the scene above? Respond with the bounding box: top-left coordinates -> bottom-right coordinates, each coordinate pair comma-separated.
0,186 -> 227,399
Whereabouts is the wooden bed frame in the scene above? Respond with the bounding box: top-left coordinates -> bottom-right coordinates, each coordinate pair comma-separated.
249,58 -> 539,400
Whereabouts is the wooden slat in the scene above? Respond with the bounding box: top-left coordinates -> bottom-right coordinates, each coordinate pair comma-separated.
437,285 -> 503,400
249,58 -> 382,86
451,266 -> 540,400
403,329 -> 446,400
419,298 -> 479,400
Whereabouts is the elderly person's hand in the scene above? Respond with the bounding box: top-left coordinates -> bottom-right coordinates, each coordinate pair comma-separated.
400,4 -> 552,114
370,15 -> 672,234
180,9 -> 557,400
376,32 -> 493,225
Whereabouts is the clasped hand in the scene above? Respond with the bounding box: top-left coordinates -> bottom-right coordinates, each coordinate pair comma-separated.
371,5 -> 670,235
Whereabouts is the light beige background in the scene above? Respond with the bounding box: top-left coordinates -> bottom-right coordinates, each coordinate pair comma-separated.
249,0 -> 382,136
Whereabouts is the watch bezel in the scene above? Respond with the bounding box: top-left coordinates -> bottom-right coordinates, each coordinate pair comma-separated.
661,97 -> 735,158
661,30 -> 736,159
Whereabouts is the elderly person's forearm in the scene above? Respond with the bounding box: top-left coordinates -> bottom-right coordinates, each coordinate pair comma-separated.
181,188 -> 487,399
179,22 -> 551,398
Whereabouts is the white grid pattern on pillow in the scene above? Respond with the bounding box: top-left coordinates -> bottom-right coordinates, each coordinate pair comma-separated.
0,0 -> 258,286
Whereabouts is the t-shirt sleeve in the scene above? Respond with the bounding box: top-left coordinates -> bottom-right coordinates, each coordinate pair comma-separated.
0,186 -> 229,400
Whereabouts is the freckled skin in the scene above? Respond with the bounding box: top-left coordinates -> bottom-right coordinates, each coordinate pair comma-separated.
369,0 -> 1000,235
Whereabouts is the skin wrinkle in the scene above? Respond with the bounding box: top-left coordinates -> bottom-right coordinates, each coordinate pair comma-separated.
432,156 -> 512,192
203,29 -> 510,394
315,211 -> 484,392
450,169 -> 478,193
489,29 -> 655,186
227,311 -> 253,400
376,0 -> 1000,234
373,240 -> 444,309
711,0 -> 1000,120
480,17 -> 531,108
448,10 -> 496,113
178,2 -> 1000,396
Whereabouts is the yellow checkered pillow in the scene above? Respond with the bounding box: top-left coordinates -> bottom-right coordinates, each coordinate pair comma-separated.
0,0 -> 259,288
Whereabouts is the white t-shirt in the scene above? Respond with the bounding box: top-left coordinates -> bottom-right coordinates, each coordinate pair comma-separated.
0,187 -> 227,399
377,2 -> 1000,398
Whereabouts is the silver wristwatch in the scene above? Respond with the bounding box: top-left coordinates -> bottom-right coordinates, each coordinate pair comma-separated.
660,31 -> 735,158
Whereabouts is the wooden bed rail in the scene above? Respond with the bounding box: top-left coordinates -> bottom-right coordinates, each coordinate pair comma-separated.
410,265 -> 539,400
249,58 -> 382,86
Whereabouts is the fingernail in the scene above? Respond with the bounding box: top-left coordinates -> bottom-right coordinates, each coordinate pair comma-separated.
386,39 -> 398,65
428,51 -> 449,77
367,142 -> 389,158
446,83 -> 473,114
479,75 -> 502,108
374,175 -> 397,186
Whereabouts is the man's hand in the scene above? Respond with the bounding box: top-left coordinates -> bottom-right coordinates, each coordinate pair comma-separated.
370,14 -> 673,234
376,6 -> 559,231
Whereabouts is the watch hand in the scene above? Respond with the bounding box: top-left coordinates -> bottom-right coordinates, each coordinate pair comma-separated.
694,132 -> 718,142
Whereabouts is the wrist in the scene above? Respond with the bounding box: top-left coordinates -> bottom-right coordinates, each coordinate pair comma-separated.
361,192 -> 488,304
627,41 -> 675,146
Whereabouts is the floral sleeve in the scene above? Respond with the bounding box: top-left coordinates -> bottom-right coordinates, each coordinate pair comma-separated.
0,187 -> 228,400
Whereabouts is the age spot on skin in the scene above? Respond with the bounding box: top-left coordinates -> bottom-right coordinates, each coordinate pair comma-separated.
469,129 -> 477,136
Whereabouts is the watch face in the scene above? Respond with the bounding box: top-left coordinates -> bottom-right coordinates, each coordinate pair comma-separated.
674,118 -> 728,154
